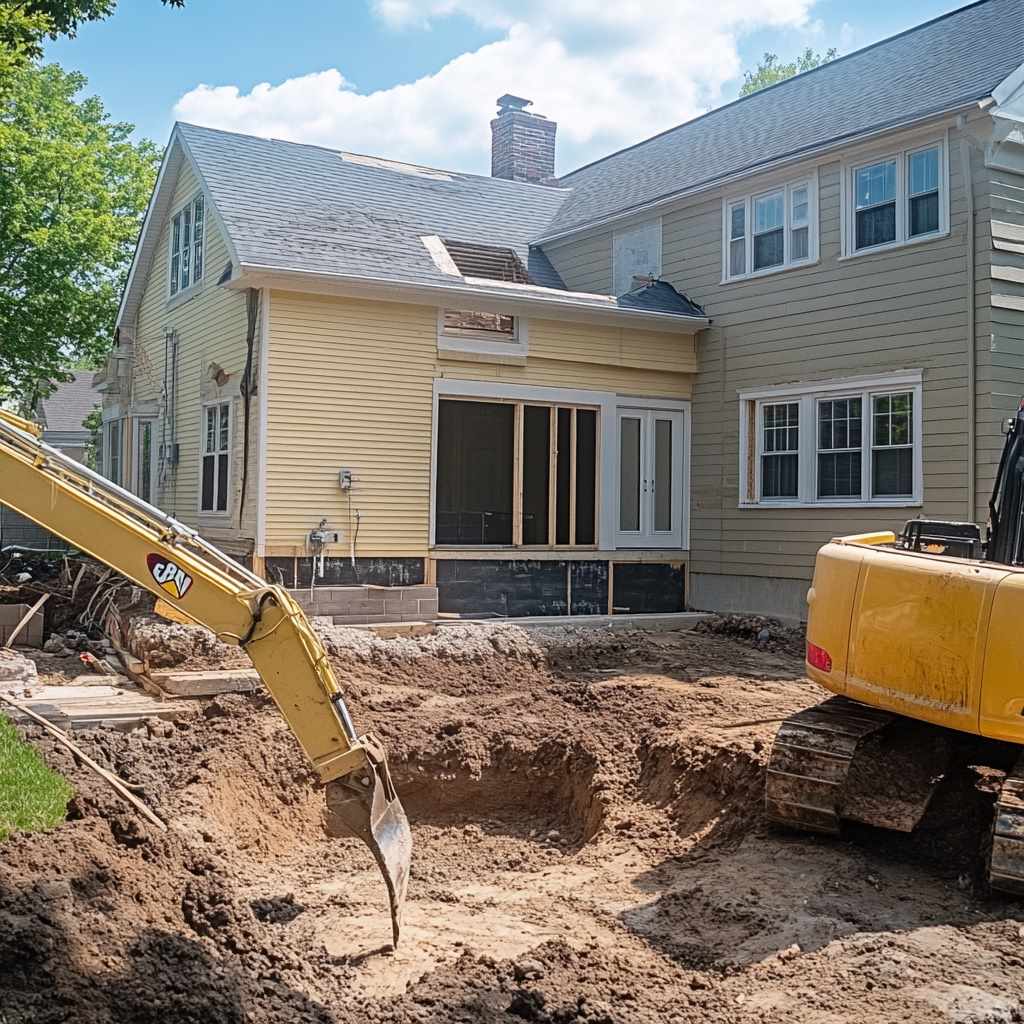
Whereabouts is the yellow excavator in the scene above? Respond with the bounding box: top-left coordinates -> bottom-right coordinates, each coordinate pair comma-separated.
0,409 -> 411,944
767,402 -> 1024,892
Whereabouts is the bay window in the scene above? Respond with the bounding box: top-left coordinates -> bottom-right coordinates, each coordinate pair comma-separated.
740,372 -> 922,507
724,176 -> 817,281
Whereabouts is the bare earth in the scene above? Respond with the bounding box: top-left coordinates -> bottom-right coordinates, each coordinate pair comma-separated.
2,623 -> 1023,1024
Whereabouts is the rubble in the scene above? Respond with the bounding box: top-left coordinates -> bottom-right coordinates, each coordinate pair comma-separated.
0,648 -> 37,693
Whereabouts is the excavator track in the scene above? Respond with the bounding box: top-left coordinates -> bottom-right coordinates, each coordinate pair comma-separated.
990,752 -> 1024,895
766,696 -> 897,834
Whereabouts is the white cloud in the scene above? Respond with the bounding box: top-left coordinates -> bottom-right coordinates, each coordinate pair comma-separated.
174,0 -> 816,175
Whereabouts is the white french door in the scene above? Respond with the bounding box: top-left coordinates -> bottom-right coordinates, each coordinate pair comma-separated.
615,408 -> 685,547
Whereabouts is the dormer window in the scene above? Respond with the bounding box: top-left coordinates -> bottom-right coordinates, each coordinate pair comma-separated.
170,194 -> 205,296
723,177 -> 817,282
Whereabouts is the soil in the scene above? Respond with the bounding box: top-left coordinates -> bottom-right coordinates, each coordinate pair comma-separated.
1,621 -> 1023,1024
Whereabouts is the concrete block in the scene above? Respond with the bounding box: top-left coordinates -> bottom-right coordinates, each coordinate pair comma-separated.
0,604 -> 44,648
380,599 -> 421,617
417,598 -> 439,618
397,587 -> 438,601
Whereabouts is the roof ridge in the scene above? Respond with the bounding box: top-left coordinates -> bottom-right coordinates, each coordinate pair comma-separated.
176,121 -> 572,196
557,0 -> 996,184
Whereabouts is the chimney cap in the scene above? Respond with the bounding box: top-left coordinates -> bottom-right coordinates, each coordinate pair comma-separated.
496,94 -> 532,114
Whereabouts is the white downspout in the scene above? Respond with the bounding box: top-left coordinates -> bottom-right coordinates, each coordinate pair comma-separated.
959,134 -> 977,522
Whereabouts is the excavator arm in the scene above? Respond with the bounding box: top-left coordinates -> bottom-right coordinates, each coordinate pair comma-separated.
0,409 -> 410,945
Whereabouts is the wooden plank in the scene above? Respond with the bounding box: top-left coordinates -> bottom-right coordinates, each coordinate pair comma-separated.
512,401 -> 524,546
0,689 -> 167,830
2,593 -> 49,650
148,667 -> 260,697
569,408 -> 577,544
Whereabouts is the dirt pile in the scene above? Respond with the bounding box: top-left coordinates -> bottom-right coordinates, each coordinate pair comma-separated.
693,614 -> 806,659
2,625 -> 1022,1023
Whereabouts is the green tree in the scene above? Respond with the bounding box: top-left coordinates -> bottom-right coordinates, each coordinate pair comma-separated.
0,62 -> 159,404
0,1 -> 183,88
740,47 -> 838,97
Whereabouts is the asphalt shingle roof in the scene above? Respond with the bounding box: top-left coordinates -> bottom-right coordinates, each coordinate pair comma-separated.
178,123 -> 571,291
545,0 -> 1024,239
35,372 -> 98,435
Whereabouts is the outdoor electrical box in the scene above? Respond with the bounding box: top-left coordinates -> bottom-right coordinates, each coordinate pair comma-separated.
339,468 -> 353,491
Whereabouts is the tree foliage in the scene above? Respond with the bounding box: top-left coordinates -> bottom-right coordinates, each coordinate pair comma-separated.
0,1 -> 184,86
0,62 -> 159,403
740,47 -> 838,97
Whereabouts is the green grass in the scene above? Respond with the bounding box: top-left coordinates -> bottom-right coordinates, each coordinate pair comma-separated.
0,713 -> 73,840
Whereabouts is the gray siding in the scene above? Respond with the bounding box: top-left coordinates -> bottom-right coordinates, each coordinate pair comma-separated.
543,119 -> 993,611
976,147 -> 1024,517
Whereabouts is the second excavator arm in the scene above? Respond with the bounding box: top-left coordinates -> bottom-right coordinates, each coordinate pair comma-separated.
0,409 -> 410,945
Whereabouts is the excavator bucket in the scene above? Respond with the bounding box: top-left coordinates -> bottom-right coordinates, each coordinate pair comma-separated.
323,739 -> 411,948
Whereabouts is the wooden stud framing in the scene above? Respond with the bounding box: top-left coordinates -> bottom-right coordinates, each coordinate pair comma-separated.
512,402 -> 524,546
569,408 -> 577,546
607,561 -> 615,616
548,406 -> 557,547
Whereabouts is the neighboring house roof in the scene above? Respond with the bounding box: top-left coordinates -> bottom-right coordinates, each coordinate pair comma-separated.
35,372 -> 97,438
542,0 -> 1024,240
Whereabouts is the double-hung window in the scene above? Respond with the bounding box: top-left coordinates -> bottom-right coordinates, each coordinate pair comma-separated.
847,140 -> 945,255
760,402 -> 799,499
201,401 -> 230,514
170,194 -> 205,296
724,177 -> 816,281
740,373 -> 922,506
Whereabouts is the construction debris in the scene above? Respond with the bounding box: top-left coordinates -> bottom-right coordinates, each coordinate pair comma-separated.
0,648 -> 37,692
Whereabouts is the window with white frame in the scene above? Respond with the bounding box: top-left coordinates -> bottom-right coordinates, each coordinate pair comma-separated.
847,140 -> 944,255
739,373 -> 922,506
437,309 -> 528,359
200,401 -> 230,513
104,419 -> 123,487
724,177 -> 816,281
169,194 -> 205,296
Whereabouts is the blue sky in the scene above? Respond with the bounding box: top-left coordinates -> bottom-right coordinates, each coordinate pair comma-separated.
46,0 -> 969,174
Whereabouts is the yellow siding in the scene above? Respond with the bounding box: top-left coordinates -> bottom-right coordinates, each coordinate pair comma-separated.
131,158 -> 252,551
265,292 -> 694,553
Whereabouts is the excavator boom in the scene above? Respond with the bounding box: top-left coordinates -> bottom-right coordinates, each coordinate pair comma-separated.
0,409 -> 410,945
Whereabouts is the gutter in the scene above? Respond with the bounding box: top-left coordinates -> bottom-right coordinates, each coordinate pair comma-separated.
229,263 -> 710,334
536,97 -> 990,247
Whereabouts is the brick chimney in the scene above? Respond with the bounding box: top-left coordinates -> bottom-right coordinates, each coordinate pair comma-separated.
490,94 -> 557,184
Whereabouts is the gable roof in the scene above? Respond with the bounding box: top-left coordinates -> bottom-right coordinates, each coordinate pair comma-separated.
178,122 -> 570,290
35,372 -> 97,437
542,0 -> 1024,241
118,123 -> 709,332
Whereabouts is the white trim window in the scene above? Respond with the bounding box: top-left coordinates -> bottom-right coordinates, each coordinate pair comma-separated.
723,176 -> 817,281
169,194 -> 205,297
134,417 -> 157,504
200,401 -> 231,514
844,138 -> 946,255
103,418 -> 124,487
739,371 -> 923,507
437,309 -> 528,361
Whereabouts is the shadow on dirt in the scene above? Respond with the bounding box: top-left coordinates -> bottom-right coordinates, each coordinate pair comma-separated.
0,871 -> 337,1024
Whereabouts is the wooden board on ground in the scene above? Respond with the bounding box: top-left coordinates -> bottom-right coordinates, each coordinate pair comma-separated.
6,684 -> 177,730
353,621 -> 435,639
148,667 -> 261,697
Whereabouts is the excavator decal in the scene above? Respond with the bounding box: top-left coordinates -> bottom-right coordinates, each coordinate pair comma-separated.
146,554 -> 194,599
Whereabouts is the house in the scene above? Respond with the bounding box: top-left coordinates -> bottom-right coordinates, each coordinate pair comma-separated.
34,371 -> 97,465
0,373 -> 98,550
98,0 -> 1024,620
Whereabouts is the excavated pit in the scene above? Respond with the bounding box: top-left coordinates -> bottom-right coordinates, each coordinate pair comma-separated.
3,623 -> 1024,1023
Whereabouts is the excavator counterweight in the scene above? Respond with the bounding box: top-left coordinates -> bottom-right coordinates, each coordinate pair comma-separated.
0,409 -> 411,945
766,400 -> 1024,892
